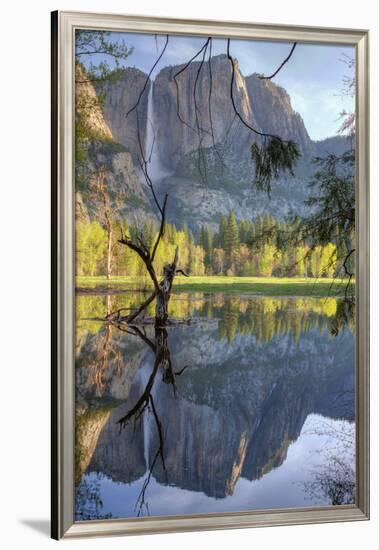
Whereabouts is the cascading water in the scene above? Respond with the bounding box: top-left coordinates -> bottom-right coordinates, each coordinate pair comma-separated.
137,362 -> 153,471
145,80 -> 167,181
143,404 -> 151,471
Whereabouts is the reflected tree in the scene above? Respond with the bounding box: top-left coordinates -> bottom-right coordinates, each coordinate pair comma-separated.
303,417 -> 355,506
113,323 -> 188,515
75,475 -> 113,521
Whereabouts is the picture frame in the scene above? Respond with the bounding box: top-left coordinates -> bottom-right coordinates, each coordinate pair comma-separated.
51,10 -> 370,540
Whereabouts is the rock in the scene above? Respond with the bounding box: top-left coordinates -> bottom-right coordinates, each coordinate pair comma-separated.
75,63 -> 113,140
80,55 -> 353,227
95,67 -> 150,163
75,64 -> 154,223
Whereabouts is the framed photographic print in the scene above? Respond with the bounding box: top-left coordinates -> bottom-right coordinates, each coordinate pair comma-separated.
51,10 -> 369,539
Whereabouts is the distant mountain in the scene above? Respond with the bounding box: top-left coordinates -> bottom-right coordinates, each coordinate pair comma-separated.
85,56 -> 352,230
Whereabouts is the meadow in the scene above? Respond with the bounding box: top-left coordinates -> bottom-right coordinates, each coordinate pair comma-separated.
76,275 -> 354,297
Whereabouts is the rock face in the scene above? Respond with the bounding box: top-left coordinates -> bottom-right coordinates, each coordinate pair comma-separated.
87,386 -> 146,485
75,64 -> 113,141
95,67 -> 150,163
153,54 -> 260,172
75,408 -> 112,485
75,326 -> 149,485
245,74 -> 313,157
152,56 -> 316,174
79,55 -> 353,227
85,140 -> 153,224
75,64 -> 153,223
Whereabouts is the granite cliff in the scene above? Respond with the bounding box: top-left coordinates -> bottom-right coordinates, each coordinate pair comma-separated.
80,56 -> 352,229
75,64 -> 152,224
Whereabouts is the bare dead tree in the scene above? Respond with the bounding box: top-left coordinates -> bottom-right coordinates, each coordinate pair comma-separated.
103,35 -> 299,326
87,295 -> 122,396
88,168 -> 123,280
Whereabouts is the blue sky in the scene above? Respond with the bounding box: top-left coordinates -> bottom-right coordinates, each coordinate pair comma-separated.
79,31 -> 355,141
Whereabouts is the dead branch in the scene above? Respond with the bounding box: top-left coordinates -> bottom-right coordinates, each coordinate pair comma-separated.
125,291 -> 157,324
151,194 -> 168,263
176,269 -> 189,277
259,43 -> 297,80
149,394 -> 166,471
193,39 -> 210,185
125,35 -> 169,119
207,39 -> 227,171
118,233 -> 160,293
226,39 -> 280,141
172,38 -> 212,135
116,355 -> 160,429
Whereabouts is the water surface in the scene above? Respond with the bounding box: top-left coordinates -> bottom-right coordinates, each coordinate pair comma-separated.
75,292 -> 355,520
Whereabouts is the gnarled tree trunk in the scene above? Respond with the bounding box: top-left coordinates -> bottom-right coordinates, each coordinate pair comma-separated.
155,247 -> 178,327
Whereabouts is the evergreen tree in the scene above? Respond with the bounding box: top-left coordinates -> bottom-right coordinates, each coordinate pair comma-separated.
202,225 -> 213,271
218,214 -> 228,250
246,221 -> 255,245
225,211 -> 240,271
212,232 -> 220,250
254,214 -> 262,246
262,211 -> 271,243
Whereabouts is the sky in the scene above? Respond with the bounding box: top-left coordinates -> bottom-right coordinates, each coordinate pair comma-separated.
79,414 -> 354,518
78,31 -> 355,141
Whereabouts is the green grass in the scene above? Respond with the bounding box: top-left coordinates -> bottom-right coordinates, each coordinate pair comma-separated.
76,275 -> 354,297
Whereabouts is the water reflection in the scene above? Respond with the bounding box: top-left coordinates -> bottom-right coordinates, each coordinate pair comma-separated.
75,292 -> 355,520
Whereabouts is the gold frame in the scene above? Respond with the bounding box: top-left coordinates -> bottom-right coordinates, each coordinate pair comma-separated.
51,10 -> 370,540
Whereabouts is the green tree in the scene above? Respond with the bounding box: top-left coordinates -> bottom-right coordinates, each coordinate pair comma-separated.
76,221 -> 106,276
225,212 -> 240,271
218,214 -> 228,250
253,214 -> 263,250
212,248 -> 225,275
262,211 -> 271,244
257,244 -> 277,277
201,225 -> 213,272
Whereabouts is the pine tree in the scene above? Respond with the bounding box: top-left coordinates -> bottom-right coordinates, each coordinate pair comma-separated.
218,214 -> 228,250
262,211 -> 271,243
254,214 -> 262,246
246,221 -> 255,245
199,225 -> 205,249
225,211 -> 239,271
202,225 -> 213,271
212,231 -> 219,250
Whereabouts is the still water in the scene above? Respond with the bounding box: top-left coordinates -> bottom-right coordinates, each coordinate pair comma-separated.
75,292 -> 355,520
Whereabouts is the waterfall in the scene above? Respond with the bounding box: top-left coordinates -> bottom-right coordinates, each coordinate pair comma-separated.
145,80 -> 166,181
143,402 -> 151,471
138,361 -> 153,471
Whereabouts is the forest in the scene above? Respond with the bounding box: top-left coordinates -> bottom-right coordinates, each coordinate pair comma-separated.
76,210 -> 352,279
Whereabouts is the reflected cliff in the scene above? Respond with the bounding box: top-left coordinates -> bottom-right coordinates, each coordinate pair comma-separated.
75,293 -> 355,520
